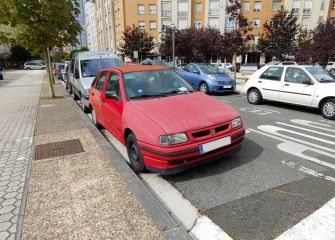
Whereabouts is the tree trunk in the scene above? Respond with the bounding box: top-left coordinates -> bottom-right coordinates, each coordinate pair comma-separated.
43,48 -> 55,98
233,53 -> 237,81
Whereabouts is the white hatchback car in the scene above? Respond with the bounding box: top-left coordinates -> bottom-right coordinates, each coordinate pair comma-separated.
244,65 -> 335,119
325,62 -> 335,73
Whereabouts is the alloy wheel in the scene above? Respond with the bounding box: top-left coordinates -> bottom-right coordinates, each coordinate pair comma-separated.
323,102 -> 335,118
200,83 -> 208,94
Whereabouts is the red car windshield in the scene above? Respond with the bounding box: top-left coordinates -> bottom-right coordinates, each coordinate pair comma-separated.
123,70 -> 194,99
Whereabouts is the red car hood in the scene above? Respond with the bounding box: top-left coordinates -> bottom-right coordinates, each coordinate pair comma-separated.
130,92 -> 240,134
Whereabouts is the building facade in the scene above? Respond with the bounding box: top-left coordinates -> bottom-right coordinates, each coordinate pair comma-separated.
85,1 -> 98,51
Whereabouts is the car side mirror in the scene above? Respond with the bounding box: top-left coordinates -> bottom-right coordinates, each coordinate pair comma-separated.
303,80 -> 314,85
192,70 -> 200,74
105,91 -> 119,101
74,69 -> 79,79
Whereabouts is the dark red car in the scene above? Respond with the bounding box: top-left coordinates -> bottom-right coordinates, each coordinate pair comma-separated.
89,65 -> 245,174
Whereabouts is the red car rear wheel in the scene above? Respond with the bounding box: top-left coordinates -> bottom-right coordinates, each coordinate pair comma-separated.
126,133 -> 145,173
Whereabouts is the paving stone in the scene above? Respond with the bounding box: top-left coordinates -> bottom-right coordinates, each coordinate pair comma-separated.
0,205 -> 15,214
0,231 -> 9,240
1,198 -> 16,207
0,221 -> 11,231
0,213 -> 14,223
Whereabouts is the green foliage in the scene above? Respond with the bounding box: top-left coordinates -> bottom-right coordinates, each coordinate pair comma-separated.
258,7 -> 298,59
0,0 -> 82,49
10,45 -> 31,62
120,25 -> 154,60
69,46 -> 89,60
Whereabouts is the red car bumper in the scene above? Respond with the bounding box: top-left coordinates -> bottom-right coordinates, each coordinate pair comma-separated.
138,127 -> 245,175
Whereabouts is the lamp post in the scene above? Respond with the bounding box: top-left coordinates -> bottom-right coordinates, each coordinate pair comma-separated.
171,23 -> 176,68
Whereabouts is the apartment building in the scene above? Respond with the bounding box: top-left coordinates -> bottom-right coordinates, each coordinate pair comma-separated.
328,0 -> 335,21
113,0 -> 158,53
85,1 -> 98,51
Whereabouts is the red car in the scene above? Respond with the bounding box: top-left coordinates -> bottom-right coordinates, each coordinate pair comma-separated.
89,65 -> 245,174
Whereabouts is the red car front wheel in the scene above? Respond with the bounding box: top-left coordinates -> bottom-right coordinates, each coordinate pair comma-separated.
126,133 -> 145,173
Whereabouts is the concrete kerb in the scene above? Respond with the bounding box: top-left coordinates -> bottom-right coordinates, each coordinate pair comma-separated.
71,97 -> 191,240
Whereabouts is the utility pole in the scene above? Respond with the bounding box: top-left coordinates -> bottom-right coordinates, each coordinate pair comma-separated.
171,24 -> 176,68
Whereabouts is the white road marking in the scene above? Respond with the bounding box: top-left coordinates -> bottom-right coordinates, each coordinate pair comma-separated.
320,120 -> 335,125
291,119 -> 335,133
257,125 -> 335,154
240,107 -> 279,115
275,197 -> 335,240
276,122 -> 335,139
281,160 -> 335,183
249,128 -> 335,170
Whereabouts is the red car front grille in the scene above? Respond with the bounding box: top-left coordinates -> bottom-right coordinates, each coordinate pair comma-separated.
191,123 -> 230,139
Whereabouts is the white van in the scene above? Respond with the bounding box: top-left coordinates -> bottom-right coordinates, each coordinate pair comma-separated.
67,51 -> 124,112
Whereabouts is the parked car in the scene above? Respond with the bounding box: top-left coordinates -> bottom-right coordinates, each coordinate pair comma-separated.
67,51 -> 124,112
0,67 -> 4,80
245,65 -> 335,119
276,61 -> 298,66
325,62 -> 335,74
57,63 -> 66,80
24,62 -> 45,70
176,63 -> 236,94
240,63 -> 260,74
141,59 -> 172,68
266,61 -> 281,66
89,65 -> 245,174
211,62 -> 233,71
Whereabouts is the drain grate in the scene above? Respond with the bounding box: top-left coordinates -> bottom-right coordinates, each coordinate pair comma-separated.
35,139 -> 84,160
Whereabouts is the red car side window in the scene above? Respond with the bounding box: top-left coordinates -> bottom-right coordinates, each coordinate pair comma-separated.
95,71 -> 107,92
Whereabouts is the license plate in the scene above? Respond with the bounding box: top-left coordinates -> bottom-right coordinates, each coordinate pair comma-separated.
199,137 -> 231,154
223,85 -> 232,89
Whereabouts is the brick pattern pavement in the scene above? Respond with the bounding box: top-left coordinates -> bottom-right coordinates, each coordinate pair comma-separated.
0,71 -> 43,240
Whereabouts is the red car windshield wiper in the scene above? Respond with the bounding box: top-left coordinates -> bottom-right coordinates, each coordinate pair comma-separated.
129,94 -> 168,99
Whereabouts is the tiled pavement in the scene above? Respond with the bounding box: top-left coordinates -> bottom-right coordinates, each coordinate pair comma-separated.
0,71 -> 43,240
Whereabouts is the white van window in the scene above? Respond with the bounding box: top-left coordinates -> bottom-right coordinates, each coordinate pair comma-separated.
80,58 -> 124,78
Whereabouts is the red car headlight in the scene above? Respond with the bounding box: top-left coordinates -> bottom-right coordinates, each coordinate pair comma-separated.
159,133 -> 189,145
232,118 -> 242,128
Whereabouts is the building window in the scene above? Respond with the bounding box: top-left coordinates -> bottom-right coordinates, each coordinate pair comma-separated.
194,20 -> 202,29
272,0 -> 281,11
209,0 -> 220,16
178,19 -> 188,29
252,19 -> 261,28
225,18 -> 235,31
208,18 -> 219,29
301,17 -> 310,30
149,4 -> 156,15
320,0 -> 325,10
303,0 -> 312,13
162,20 -> 172,31
138,21 -> 145,30
137,4 -> 144,15
333,0 -> 335,9
195,3 -> 202,13
318,16 -> 324,23
162,2 -> 172,17
292,0 -> 300,12
149,21 -> 156,30
242,2 -> 249,12
178,1 -> 188,16
254,1 -> 261,11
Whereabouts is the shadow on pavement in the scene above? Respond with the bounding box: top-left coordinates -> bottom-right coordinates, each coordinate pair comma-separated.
164,137 -> 263,182
259,100 -> 321,116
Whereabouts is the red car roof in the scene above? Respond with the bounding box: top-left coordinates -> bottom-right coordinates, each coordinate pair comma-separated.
111,65 -> 169,73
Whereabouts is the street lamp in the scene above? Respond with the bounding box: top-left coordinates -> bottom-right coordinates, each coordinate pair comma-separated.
171,23 -> 176,68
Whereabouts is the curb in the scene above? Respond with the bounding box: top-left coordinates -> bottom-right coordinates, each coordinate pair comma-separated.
72,97 -> 192,240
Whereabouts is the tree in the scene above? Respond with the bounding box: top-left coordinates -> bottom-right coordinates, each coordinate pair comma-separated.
258,7 -> 298,60
10,45 -> 31,62
0,0 -> 82,97
309,21 -> 335,66
120,25 -> 154,61
160,27 -> 223,63
294,30 -> 313,62
225,0 -> 252,79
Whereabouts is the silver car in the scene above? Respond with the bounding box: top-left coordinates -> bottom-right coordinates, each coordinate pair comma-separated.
24,62 -> 45,70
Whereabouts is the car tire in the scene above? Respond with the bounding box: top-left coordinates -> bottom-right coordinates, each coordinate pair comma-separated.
247,88 -> 262,105
126,133 -> 145,174
321,99 -> 335,120
71,89 -> 79,100
26,67 -> 31,70
80,98 -> 90,113
199,82 -> 209,94
91,108 -> 102,129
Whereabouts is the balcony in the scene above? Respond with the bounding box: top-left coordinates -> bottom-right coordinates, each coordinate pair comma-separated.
292,8 -> 299,12
138,10 -> 145,15
208,8 -> 219,16
303,8 -> 311,14
161,10 -> 172,17
178,11 -> 188,17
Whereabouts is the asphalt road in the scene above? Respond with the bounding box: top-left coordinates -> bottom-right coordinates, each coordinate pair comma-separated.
164,93 -> 335,240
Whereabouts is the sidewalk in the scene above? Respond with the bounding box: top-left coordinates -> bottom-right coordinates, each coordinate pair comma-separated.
22,75 -> 165,239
